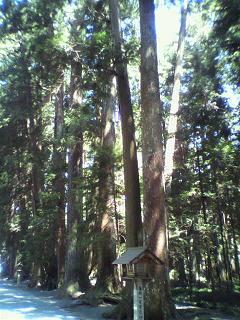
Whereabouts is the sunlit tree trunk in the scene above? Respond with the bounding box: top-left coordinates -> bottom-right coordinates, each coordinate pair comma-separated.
109,0 -> 142,248
96,77 -> 117,290
165,0 -> 189,191
139,1 -> 176,319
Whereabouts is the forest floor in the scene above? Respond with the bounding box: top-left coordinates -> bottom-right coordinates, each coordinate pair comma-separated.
0,279 -> 239,320
174,287 -> 240,320
176,303 -> 238,320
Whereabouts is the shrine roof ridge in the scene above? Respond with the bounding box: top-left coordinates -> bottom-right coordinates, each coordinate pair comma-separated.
112,246 -> 163,265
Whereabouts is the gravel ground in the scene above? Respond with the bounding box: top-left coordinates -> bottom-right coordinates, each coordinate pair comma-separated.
0,279 -> 113,320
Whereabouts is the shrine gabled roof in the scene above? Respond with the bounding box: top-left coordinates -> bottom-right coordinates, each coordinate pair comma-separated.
112,246 -> 163,265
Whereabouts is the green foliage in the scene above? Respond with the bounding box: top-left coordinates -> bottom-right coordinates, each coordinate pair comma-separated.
212,0 -> 240,84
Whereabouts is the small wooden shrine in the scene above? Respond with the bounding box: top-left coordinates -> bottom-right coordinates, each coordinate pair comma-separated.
112,246 -> 163,280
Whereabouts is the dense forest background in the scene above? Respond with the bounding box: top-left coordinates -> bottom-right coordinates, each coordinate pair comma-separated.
0,0 -> 239,319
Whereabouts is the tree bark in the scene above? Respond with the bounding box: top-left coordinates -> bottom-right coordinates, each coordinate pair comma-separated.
53,82 -> 66,287
109,0 -> 142,248
177,256 -> 187,286
26,72 -> 43,288
139,1 -> 176,319
96,77 -> 117,290
65,61 -> 90,292
165,0 -> 189,191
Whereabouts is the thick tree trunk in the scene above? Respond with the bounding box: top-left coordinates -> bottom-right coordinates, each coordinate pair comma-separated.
212,230 -> 222,287
164,0 -> 189,191
109,0 -> 142,247
96,77 -> 117,290
65,142 -> 82,288
139,1 -> 176,319
65,62 -> 90,292
65,138 -> 90,291
53,82 -> 66,287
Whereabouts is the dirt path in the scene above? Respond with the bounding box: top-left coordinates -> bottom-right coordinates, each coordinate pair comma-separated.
0,279 -> 113,320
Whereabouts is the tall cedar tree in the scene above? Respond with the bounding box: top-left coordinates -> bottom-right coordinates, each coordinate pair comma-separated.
164,0 -> 189,191
96,77 -> 117,290
109,0 -> 143,247
139,1 -> 176,319
65,60 -> 90,292
53,82 -> 66,287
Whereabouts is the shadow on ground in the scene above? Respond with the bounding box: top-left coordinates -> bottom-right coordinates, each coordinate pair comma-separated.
0,280 -> 112,320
